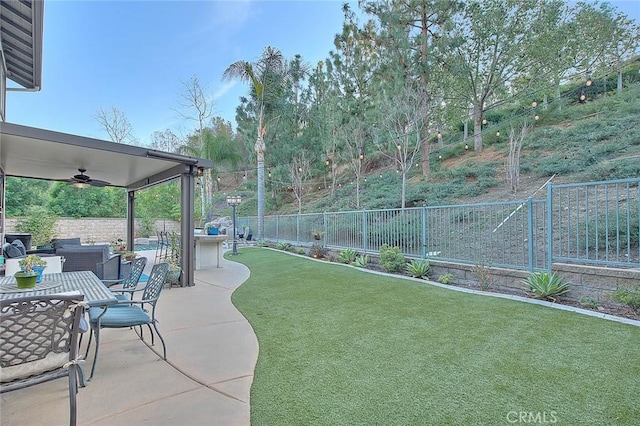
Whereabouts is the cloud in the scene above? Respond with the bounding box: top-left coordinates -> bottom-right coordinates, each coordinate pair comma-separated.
214,80 -> 238,101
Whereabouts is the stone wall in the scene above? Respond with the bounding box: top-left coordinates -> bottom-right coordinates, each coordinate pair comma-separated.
4,217 -> 181,245
312,246 -> 640,304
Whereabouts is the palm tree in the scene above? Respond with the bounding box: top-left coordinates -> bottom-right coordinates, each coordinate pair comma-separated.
223,46 -> 286,240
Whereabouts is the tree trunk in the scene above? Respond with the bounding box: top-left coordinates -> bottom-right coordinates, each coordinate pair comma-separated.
356,176 -> 361,209
473,103 -> 483,152
617,62 -> 623,93
421,128 -> 430,177
401,170 -> 407,208
255,135 -> 265,240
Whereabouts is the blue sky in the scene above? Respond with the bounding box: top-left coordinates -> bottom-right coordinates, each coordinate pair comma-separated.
5,0 -> 640,146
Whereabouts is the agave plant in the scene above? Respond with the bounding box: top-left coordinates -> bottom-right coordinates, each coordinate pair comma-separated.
406,259 -> 431,279
523,272 -> 570,301
353,255 -> 368,268
338,248 -> 358,264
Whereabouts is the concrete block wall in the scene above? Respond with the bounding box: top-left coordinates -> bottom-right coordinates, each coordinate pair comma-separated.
4,217 -> 181,245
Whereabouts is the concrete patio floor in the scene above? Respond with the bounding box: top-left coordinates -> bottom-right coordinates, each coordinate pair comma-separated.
0,251 -> 257,425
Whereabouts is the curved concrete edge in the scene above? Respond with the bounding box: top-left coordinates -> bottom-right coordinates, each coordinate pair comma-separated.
265,248 -> 640,328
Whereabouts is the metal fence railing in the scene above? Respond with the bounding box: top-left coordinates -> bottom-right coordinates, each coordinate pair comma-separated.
240,178 -> 640,271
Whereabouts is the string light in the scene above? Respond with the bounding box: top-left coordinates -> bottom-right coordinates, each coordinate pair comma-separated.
438,154 -> 442,160
482,118 -> 487,125
325,159 -> 330,166
496,131 -> 500,137
579,90 -> 586,102
531,99 -> 538,108
397,144 -> 401,151
465,144 -> 469,150
586,74 -> 592,86
534,114 -> 540,121
359,152 -> 364,160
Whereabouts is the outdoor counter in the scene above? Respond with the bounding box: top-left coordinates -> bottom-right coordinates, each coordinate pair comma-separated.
194,234 -> 227,269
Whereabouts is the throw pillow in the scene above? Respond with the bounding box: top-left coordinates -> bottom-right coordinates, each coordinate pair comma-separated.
11,240 -> 27,256
4,242 -> 23,258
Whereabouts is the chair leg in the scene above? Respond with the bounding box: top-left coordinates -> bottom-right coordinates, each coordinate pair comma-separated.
68,365 -> 78,426
88,326 -> 101,381
83,329 -> 93,360
152,321 -> 167,360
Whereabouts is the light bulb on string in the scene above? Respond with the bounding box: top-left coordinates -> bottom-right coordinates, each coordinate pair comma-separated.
496,131 -> 500,137
465,144 -> 469,150
534,114 -> 540,121
482,118 -> 487,125
586,74 -> 592,86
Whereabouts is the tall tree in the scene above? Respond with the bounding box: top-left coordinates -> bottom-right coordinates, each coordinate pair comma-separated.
361,0 -> 459,176
94,106 -> 137,145
442,0 -> 547,152
374,81 -> 428,208
223,46 -> 287,240
175,76 -> 214,211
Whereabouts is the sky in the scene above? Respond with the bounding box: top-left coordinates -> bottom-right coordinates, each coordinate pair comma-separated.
5,0 -> 640,147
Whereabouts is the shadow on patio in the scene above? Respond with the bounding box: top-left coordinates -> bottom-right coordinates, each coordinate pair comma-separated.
0,251 -> 257,426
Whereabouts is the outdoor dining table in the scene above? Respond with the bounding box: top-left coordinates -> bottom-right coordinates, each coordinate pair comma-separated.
0,270 -> 118,307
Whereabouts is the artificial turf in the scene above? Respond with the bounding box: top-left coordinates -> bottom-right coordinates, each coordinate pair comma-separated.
230,248 -> 640,425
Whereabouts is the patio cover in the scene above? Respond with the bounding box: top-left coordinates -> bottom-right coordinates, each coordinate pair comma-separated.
0,121 -> 213,287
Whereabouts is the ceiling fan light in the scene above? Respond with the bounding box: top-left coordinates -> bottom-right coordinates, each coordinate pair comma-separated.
73,182 -> 90,189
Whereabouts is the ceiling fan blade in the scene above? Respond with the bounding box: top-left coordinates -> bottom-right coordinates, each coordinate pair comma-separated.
89,179 -> 110,187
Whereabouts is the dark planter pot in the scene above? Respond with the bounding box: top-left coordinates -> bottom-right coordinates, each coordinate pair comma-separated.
15,271 -> 39,289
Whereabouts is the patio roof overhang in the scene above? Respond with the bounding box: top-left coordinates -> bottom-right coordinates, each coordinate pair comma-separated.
1,0 -> 44,90
0,121 -> 212,190
1,122 -> 213,288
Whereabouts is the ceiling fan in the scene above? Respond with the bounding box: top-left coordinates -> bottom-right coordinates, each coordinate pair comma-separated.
68,168 -> 111,188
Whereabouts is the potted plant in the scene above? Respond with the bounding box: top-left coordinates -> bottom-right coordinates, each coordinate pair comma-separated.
204,221 -> 219,235
121,251 -> 137,261
15,254 -> 48,288
165,257 -> 182,286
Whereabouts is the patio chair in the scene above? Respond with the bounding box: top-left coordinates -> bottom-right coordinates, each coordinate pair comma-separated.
86,262 -> 170,380
102,256 -> 148,302
1,294 -> 87,426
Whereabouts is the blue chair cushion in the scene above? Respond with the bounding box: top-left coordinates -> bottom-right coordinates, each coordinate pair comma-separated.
114,294 -> 130,302
139,273 -> 149,283
88,306 -> 151,327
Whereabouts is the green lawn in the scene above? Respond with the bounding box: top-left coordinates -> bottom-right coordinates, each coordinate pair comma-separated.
230,248 -> 640,425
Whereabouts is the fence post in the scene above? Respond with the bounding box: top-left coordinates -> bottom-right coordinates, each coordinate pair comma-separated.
422,204 -> 427,259
362,210 -> 368,252
547,183 -> 553,272
527,197 -> 534,272
323,212 -> 327,246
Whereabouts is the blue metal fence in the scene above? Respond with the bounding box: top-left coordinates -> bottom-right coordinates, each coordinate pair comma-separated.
241,178 -> 640,271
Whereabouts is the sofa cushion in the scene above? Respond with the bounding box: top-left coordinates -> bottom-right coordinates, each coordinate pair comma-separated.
51,238 -> 82,251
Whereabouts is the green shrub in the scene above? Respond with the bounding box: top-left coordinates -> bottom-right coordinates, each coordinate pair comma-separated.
297,249 -> 305,255
612,285 -> 640,311
308,244 -> 328,259
523,272 -> 570,301
353,255 -> 368,268
256,239 -> 269,247
338,248 -> 358,264
406,259 -> 431,279
579,296 -> 600,309
276,242 -> 293,252
379,244 -> 405,273
438,273 -> 454,284
16,206 -> 58,247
